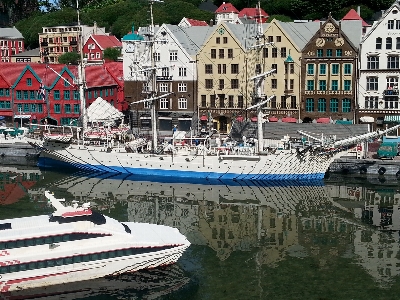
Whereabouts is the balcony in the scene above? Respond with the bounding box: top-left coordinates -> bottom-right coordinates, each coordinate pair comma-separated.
40,42 -> 48,47
156,76 -> 172,81
384,89 -> 399,96
69,41 -> 78,46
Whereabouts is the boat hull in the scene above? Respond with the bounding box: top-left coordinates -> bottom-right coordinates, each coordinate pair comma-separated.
36,142 -> 343,181
0,244 -> 189,292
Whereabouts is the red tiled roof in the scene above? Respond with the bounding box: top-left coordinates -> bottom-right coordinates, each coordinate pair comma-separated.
83,64 -> 117,88
91,35 -> 122,50
104,62 -> 124,86
238,8 -> 269,18
342,9 -> 370,27
215,2 -> 239,14
185,18 -> 208,26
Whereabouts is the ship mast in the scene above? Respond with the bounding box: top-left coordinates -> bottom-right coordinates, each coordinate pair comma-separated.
76,0 -> 87,131
149,0 -> 157,150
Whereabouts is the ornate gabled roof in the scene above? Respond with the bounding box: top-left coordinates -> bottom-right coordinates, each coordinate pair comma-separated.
342,9 -> 370,27
215,2 -> 239,14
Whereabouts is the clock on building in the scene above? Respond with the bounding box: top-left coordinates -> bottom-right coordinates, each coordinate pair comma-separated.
125,43 -> 135,53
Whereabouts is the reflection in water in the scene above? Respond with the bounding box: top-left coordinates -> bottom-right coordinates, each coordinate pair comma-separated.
4,166 -> 400,292
1,264 -> 191,300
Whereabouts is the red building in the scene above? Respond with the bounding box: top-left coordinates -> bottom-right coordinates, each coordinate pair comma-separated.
83,34 -> 121,62
0,62 -> 124,126
0,27 -> 24,62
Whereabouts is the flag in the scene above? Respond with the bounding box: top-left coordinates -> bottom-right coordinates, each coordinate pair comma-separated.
38,83 -> 46,101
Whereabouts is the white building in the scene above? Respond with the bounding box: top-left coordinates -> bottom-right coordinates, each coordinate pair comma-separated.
358,1 -> 400,128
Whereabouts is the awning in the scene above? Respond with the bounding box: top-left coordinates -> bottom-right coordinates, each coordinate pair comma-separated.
178,117 -> 192,120
335,120 -> 353,125
14,115 -> 31,119
268,117 -> 278,122
140,116 -> 151,120
251,116 -> 258,122
236,116 -> 244,122
384,115 -> 400,123
360,116 -> 374,123
316,117 -> 330,124
281,117 -> 297,123
200,115 -> 208,121
158,117 -> 172,120
0,112 -> 13,117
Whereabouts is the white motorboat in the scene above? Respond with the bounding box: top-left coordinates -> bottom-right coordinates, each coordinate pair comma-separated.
0,191 -> 190,292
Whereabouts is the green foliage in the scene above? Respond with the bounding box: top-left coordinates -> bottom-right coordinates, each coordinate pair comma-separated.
58,52 -> 80,65
103,47 -> 121,61
267,15 -> 293,23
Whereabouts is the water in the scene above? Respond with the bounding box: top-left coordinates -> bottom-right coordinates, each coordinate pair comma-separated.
2,163 -> 400,299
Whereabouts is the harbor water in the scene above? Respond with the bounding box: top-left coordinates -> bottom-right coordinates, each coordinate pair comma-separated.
2,163 -> 400,299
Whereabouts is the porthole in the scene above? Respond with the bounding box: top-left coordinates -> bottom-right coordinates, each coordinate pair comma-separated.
393,10 -> 398,14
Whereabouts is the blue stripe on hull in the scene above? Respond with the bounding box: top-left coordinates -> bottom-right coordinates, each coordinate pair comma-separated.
38,157 -> 326,186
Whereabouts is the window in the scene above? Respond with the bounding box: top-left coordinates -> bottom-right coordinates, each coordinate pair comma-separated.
153,53 -> 160,61
216,37 -> 220,44
64,90 -> 70,100
319,80 -> 326,90
178,67 -> 186,77
307,80 -> 314,90
387,37 -> 392,49
317,49 -> 323,57
290,79 -> 294,90
0,89 -> 3,96
331,80 -> 338,90
5,89 -> 9,96
272,64 -> 277,73
306,64 -> 314,75
30,91 -> 35,99
219,96 -> 224,108
387,77 -> 398,89
143,83 -> 149,92
331,64 -> 339,75
255,64 -> 261,74
276,36 -> 281,42
270,96 -> 276,108
87,91 -> 91,99
289,64 -> 294,74
24,103 -> 29,112
64,79 -> 70,87
17,103 -> 22,112
326,49 -> 332,57
218,64 -> 226,74
385,96 -> 398,109
281,47 -> 286,58
160,98 -> 169,109
74,104 -> 79,113
306,98 -> 314,112
161,67 -> 169,77
38,104 -> 43,112
365,96 -> 378,109
169,51 -> 177,61
238,95 -> 243,108
54,104 -> 60,113
344,64 -> 352,75
388,20 -> 394,29
263,48 -> 268,58
231,64 -> 239,74
228,95 -> 234,107
205,64 -> 213,74
54,90 -> 60,100
318,98 -> 326,112
272,48 -> 277,58
23,91 -> 28,100
219,49 -> 224,59
376,37 -> 382,49
211,49 -> 216,59
367,56 -> 379,69
27,78 -> 32,86
178,98 -> 187,109
319,64 -> 326,75
231,79 -> 239,89
201,95 -> 206,107
223,37 -> 228,44
159,83 -> 168,92
397,20 -> 400,29
291,96 -> 297,109
205,79 -> 213,89
344,80 -> 351,91
271,79 -> 277,89
388,56 -> 399,68
268,36 -> 273,43
330,98 -> 338,112
336,49 -> 342,57
74,90 -> 79,100
210,94 -> 216,107
228,49 -> 233,58
65,104 -> 71,113
366,77 -> 378,90
342,99 -> 351,112
219,79 -> 224,90
178,83 -> 187,92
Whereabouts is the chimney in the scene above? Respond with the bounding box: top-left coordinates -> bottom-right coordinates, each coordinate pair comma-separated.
93,21 -> 97,34
382,10 -> 385,17
357,6 -> 360,15
209,19 -> 214,26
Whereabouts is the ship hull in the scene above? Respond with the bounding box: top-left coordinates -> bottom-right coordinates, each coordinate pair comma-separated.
36,142 -> 342,181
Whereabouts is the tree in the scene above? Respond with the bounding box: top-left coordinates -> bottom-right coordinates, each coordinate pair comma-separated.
58,52 -> 80,65
103,47 -> 121,61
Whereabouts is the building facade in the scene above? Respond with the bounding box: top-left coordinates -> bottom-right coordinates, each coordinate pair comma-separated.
0,27 -> 24,62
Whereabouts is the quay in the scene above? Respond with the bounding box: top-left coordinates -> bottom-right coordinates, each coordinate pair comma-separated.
330,155 -> 400,176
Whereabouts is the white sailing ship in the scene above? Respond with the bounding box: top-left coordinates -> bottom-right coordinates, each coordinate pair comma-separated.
0,191 -> 190,292
26,1 -> 400,182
